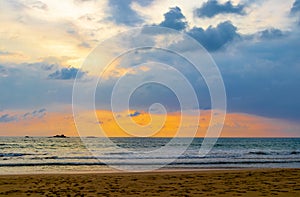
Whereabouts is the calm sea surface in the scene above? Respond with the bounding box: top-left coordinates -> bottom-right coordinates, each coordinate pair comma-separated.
0,137 -> 299,174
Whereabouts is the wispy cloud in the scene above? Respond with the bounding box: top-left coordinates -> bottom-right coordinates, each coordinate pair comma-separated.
0,108 -> 46,123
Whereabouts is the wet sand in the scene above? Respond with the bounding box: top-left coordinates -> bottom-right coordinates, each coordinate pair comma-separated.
0,168 -> 299,196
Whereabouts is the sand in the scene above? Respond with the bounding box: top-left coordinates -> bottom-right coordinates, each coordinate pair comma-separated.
0,168 -> 299,196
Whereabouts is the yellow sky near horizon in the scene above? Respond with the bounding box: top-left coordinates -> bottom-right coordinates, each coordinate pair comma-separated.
1,110 -> 299,137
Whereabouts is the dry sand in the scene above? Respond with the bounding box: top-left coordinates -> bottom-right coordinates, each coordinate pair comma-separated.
0,168 -> 299,196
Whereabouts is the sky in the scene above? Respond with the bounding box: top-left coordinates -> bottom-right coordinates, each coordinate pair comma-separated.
0,0 -> 300,137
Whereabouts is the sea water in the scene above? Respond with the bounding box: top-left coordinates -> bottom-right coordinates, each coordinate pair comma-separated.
0,137 -> 299,174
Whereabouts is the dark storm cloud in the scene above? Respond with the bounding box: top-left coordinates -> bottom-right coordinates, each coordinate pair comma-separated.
187,21 -> 240,51
48,67 -> 86,80
108,0 -> 152,26
159,6 -> 188,31
195,0 -> 246,18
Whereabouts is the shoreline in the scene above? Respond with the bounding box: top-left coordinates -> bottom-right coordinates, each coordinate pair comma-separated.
0,168 -> 299,196
0,166 -> 284,176
0,167 -> 295,176
0,167 -> 244,176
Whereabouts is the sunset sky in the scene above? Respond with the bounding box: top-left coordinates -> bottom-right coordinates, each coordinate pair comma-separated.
0,0 -> 300,137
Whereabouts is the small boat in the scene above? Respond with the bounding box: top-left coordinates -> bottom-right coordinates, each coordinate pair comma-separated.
53,134 -> 67,138
86,136 -> 96,138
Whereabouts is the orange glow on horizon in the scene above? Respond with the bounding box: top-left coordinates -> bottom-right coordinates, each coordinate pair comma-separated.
0,110 -> 299,137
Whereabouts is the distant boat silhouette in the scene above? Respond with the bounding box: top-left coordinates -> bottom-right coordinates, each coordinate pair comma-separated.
53,134 -> 67,138
86,136 -> 96,138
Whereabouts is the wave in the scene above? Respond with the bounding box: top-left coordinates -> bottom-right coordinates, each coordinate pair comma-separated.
170,160 -> 300,165
2,151 -> 300,161
1,159 -> 300,167
291,151 -> 300,155
0,153 -> 37,157
248,151 -> 300,156
103,152 -> 134,155
0,162 -> 106,167
37,155 -> 208,160
248,151 -> 273,155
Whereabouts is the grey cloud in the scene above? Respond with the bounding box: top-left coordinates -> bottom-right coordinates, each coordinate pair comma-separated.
0,108 -> 46,123
154,8 -> 239,51
107,0 -> 151,26
257,28 -> 284,40
4,0 -> 27,10
32,108 -> 46,115
291,0 -> 300,14
0,66 -> 9,77
48,67 -> 86,80
41,64 -> 57,71
128,83 -> 182,112
66,28 -> 77,35
159,7 -> 187,31
5,0 -> 47,11
74,0 -> 95,3
0,114 -> 17,123
94,49 -> 204,112
29,1 -> 48,10
0,51 -> 13,55
78,42 -> 91,48
213,32 -> 300,120
136,0 -> 153,7
128,111 -> 141,117
195,0 -> 246,18
0,63 -> 81,110
0,50 -> 21,56
94,23 -> 300,121
25,108 -> 46,119
187,21 -> 240,51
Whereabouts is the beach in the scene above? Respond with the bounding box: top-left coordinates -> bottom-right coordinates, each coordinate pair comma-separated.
0,168 -> 299,196
1,137 -> 299,196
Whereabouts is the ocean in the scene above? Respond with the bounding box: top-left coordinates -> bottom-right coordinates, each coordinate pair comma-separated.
0,137 -> 299,174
